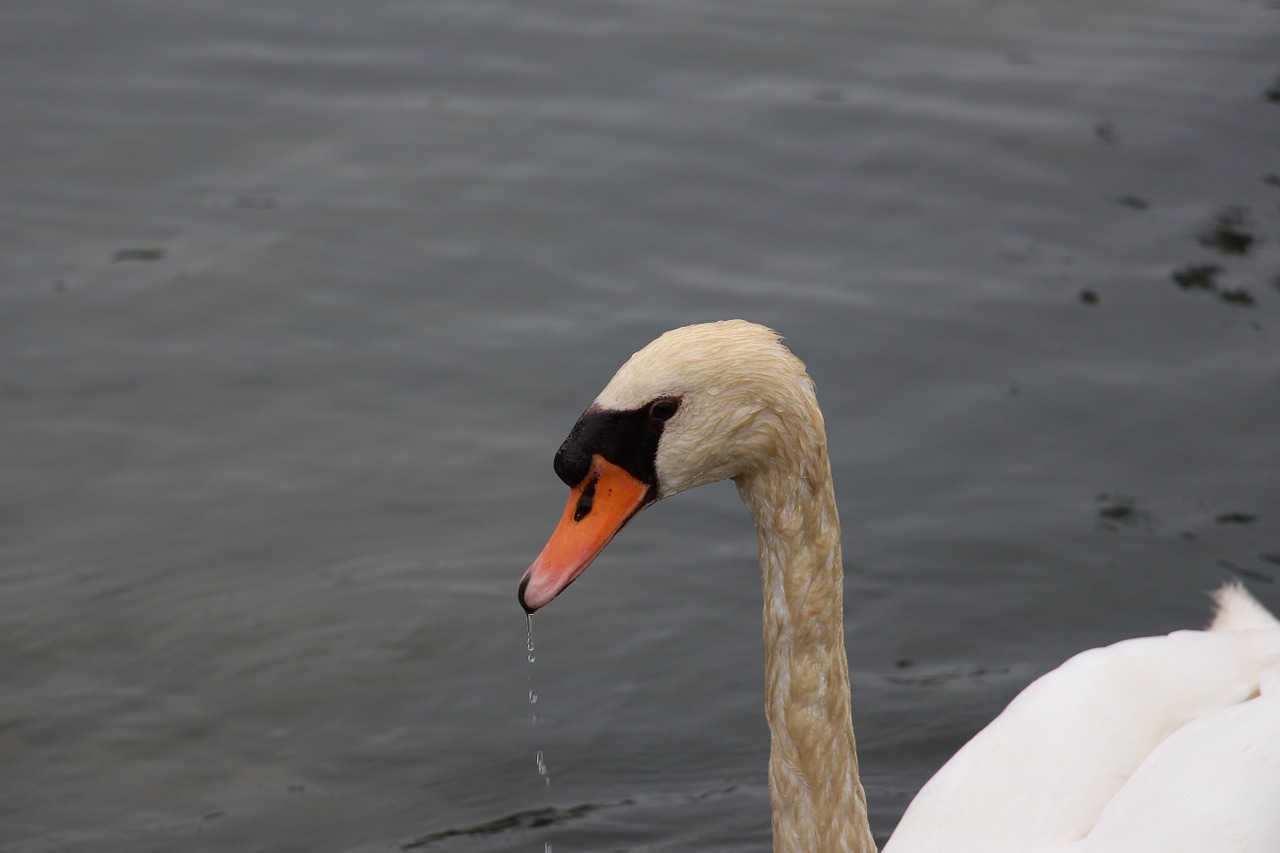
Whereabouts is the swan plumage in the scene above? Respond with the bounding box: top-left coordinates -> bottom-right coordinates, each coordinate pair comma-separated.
886,589 -> 1280,852
518,320 -> 1280,852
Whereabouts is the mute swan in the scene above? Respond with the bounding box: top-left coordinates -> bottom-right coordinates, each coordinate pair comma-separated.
517,320 -> 1280,852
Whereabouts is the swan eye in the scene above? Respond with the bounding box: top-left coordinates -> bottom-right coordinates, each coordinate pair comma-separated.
649,399 -> 678,421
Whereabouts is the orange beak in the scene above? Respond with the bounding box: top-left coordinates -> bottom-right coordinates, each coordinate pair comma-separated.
519,454 -> 652,612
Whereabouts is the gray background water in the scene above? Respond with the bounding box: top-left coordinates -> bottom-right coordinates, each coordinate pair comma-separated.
3,0 -> 1279,850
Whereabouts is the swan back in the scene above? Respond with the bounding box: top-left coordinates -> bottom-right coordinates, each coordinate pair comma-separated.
886,584 -> 1280,853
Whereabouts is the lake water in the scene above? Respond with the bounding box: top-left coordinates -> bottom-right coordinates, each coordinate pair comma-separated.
3,0 -> 1279,850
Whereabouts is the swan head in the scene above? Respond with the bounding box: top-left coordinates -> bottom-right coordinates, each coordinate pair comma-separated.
519,320 -> 820,612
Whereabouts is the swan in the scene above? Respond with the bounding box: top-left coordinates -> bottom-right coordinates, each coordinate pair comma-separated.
516,320 -> 1280,852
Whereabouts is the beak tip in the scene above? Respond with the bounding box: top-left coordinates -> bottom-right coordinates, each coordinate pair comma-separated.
517,573 -> 539,614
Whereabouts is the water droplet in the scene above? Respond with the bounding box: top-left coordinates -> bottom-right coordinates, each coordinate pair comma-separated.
527,616 -> 551,789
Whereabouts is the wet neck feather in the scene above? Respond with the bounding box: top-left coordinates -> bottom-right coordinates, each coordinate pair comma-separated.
735,422 -> 876,853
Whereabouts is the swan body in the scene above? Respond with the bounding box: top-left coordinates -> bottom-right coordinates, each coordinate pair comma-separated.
886,589 -> 1280,852
517,320 -> 1280,852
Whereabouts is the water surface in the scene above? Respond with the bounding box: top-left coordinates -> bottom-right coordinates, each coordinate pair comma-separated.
3,0 -> 1279,850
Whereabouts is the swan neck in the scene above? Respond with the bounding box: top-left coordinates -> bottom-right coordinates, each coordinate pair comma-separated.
736,443 -> 876,853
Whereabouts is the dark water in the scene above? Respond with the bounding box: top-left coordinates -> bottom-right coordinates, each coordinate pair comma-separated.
3,0 -> 1280,850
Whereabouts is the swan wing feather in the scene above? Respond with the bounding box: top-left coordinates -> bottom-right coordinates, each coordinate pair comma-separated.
886,611 -> 1280,853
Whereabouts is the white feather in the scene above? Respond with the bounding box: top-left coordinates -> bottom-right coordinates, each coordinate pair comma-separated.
885,612 -> 1280,852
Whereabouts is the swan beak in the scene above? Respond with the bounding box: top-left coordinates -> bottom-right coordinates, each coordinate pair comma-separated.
519,455 -> 652,613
